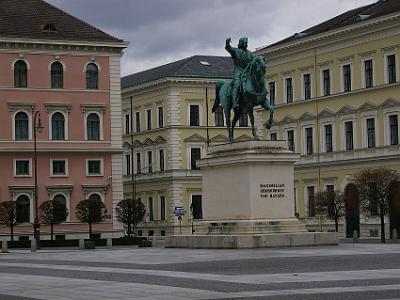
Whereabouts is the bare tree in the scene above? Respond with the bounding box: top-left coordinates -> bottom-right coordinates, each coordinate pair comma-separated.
315,190 -> 345,232
0,201 -> 18,241
354,167 -> 399,243
115,198 -> 146,237
76,198 -> 106,239
38,200 -> 68,241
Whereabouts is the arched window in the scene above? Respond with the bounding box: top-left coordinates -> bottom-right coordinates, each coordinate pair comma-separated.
14,60 -> 28,88
15,111 -> 29,140
16,195 -> 30,223
87,113 -> 100,140
89,193 -> 102,202
53,194 -> 67,222
51,112 -> 65,140
51,61 -> 63,88
86,63 -> 98,89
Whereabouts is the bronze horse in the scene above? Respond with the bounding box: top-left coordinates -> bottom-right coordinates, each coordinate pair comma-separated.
212,56 -> 274,142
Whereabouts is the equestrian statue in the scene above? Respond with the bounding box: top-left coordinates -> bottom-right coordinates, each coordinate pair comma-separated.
212,37 -> 274,142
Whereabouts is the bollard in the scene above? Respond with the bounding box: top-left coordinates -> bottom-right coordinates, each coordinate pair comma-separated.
79,239 -> 85,250
352,230 -> 358,243
107,238 -> 112,249
31,239 -> 37,252
1,241 -> 8,253
392,228 -> 398,240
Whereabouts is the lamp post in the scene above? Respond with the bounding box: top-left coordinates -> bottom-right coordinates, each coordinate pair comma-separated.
33,111 -> 44,244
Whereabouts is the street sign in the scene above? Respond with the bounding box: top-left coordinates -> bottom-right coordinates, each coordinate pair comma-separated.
174,206 -> 186,217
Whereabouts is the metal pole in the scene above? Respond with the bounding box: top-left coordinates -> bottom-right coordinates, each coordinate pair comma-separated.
129,96 -> 134,237
33,111 -> 40,246
206,87 -> 210,147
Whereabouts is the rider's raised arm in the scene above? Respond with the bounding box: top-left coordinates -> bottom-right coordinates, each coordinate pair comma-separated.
225,38 -> 235,57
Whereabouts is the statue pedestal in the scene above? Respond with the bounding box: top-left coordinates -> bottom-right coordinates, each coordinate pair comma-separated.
165,141 -> 338,248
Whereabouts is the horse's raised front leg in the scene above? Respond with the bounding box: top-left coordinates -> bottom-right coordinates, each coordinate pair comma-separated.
225,109 -> 232,143
249,110 -> 260,140
231,110 -> 240,143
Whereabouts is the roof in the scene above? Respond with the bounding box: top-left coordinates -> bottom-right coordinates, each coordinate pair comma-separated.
260,0 -> 400,50
0,0 -> 124,44
122,55 -> 234,89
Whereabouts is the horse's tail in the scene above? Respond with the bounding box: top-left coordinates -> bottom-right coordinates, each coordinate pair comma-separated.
212,80 -> 224,113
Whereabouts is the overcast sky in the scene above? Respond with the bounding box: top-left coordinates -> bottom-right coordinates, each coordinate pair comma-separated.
47,0 -> 376,76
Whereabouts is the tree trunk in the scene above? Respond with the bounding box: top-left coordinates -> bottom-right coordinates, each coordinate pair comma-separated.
127,221 -> 132,238
380,212 -> 386,243
51,223 -> 54,241
10,224 -> 14,241
89,222 -> 92,240
334,218 -> 339,232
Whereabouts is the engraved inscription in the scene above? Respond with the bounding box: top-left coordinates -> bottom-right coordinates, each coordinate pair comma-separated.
260,183 -> 285,199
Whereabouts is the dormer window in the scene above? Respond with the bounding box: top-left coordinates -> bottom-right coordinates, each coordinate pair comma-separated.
42,23 -> 57,32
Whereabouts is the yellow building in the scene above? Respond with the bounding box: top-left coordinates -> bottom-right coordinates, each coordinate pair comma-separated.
255,0 -> 400,238
121,56 -> 252,236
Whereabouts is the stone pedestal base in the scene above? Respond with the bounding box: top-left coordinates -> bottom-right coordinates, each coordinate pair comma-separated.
165,232 -> 338,249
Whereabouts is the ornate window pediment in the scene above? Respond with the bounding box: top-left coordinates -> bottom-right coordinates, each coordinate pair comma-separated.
381,97 -> 400,108
318,108 -> 335,119
278,115 -> 296,125
298,112 -> 315,122
184,134 -> 206,143
209,134 -> 229,143
338,105 -> 356,115
358,101 -> 378,112
7,102 -> 35,113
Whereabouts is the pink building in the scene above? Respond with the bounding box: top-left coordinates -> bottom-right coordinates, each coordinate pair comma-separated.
0,0 -> 127,239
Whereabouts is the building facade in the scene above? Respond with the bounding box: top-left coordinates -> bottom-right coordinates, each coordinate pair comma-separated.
256,0 -> 400,237
121,55 -> 252,236
0,0 -> 127,239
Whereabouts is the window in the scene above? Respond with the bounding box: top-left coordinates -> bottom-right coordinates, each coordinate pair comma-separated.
158,106 -> 164,128
124,114 -> 130,134
345,121 -> 354,150
146,109 -> 152,130
287,130 -> 295,152
270,132 -> 277,141
364,59 -> 373,88
191,195 -> 202,219
285,77 -> 293,103
324,124 -> 333,153
125,154 -> 131,176
52,159 -> 67,176
343,64 -> 352,92
51,112 -> 65,140
135,111 -> 141,133
86,63 -> 98,89
190,148 -> 201,170
239,113 -> 248,127
189,105 -> 200,126
136,153 -> 141,174
16,195 -> 30,223
14,60 -> 27,88
367,118 -> 375,148
214,105 -> 224,126
322,69 -> 330,96
87,113 -> 100,140
159,149 -> 164,172
389,115 -> 399,145
87,159 -> 102,176
147,197 -> 153,221
303,73 -> 311,100
387,54 -> 396,84
15,160 -> 30,176
88,193 -> 102,202
305,127 -> 313,155
15,111 -> 29,140
147,151 -> 152,173
51,61 -> 63,88
268,82 -> 276,106
307,186 -> 315,217
160,196 -> 166,221
53,194 -> 67,222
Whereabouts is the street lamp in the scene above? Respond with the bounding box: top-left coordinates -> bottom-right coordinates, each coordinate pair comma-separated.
33,111 -> 44,244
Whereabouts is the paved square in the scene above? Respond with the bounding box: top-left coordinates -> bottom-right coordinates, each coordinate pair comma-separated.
1,244 -> 400,299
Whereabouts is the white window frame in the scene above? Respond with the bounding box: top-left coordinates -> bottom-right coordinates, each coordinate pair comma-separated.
13,193 -> 33,223
123,152 -> 132,176
319,118 -> 336,153
360,110 -> 379,148
49,110 -> 68,140
268,129 -> 278,140
12,109 -> 32,140
86,158 -> 104,177
361,57 -> 375,89
187,102 -> 201,126
187,143 -> 204,170
283,125 -> 297,153
146,150 -> 153,173
51,192 -> 70,222
190,193 -> 203,220
267,80 -> 276,105
159,195 -> 166,221
84,111 -> 103,141
384,52 -> 399,84
158,147 -> 165,172
303,184 -> 316,217
124,113 -> 130,135
135,111 -> 141,133
145,108 -> 152,131
320,68 -> 332,96
301,122 -> 316,155
283,76 -> 294,103
14,158 -> 32,177
157,105 -> 164,128
340,63 -> 353,93
383,108 -> 400,146
87,192 -> 105,203
146,195 -> 154,222
340,114 -> 357,151
50,158 -> 69,177
134,151 -> 142,174
301,72 -> 313,100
